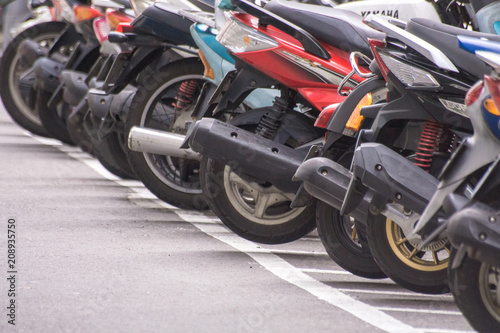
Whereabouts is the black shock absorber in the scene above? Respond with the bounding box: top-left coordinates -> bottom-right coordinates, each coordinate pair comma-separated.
255,96 -> 292,140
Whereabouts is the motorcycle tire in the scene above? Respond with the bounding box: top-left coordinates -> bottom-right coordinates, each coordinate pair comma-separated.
199,109 -> 322,244
316,201 -> 386,279
37,88 -> 75,145
366,214 -> 450,294
0,21 -> 67,137
91,132 -> 136,180
449,248 -> 500,333
125,58 -> 209,210
200,155 -> 317,244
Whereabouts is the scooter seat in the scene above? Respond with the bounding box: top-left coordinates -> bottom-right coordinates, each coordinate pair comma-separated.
406,18 -> 500,78
264,0 -> 384,58
111,0 -> 131,9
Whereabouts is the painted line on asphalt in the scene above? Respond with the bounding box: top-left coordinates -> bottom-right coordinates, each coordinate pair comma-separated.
299,268 -> 353,275
29,134 -> 439,333
336,287 -> 453,299
376,307 -> 462,316
423,329 -> 476,333
186,220 -> 424,333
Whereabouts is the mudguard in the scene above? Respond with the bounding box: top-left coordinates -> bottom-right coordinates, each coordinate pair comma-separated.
352,142 -> 438,214
60,70 -> 88,106
33,57 -> 64,92
448,200 -> 500,267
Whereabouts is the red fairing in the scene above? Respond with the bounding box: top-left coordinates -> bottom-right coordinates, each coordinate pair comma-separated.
230,13 -> 365,112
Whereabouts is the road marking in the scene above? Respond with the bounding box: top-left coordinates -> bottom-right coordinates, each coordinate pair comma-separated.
28,133 -> 456,333
336,288 -> 453,299
376,307 -> 462,316
300,268 -> 353,275
422,328 -> 477,333
186,221 -> 424,333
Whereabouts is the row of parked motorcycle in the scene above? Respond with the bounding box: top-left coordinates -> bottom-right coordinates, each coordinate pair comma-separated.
2,0 -> 500,330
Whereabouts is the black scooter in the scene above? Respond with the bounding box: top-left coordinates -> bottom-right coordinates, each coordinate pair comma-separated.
294,13 -> 500,294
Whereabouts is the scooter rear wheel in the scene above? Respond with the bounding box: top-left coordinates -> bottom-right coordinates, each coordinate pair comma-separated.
316,201 -> 386,279
0,21 -> 67,137
449,248 -> 500,333
125,58 -> 209,209
366,215 -> 450,294
200,155 -> 316,244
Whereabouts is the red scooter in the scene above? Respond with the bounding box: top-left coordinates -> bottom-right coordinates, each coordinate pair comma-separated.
180,0 -> 385,244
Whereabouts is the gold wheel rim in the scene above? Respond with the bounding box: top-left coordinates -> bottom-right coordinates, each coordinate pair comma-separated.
386,218 -> 449,272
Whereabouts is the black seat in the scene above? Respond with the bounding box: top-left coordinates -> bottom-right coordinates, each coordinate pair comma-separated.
111,0 -> 131,9
263,0 -> 385,57
407,18 -> 500,78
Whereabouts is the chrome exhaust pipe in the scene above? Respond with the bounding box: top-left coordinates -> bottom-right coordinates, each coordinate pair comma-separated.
128,126 -> 201,161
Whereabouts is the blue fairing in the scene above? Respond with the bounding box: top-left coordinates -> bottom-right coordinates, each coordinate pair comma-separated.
458,35 -> 500,55
194,24 -> 234,63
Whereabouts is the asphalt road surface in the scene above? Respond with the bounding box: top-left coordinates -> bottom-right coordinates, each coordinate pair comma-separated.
0,106 -> 476,333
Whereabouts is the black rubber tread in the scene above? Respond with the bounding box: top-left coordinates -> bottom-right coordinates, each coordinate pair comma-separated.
316,201 -> 386,279
0,21 -> 67,137
449,249 -> 500,333
125,58 -> 208,210
200,155 -> 317,244
92,132 -> 136,180
37,89 -> 75,145
366,214 -> 449,294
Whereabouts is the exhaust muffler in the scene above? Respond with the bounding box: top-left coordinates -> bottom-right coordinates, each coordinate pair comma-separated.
187,118 -> 310,193
295,143 -> 440,228
294,157 -> 373,223
128,126 -> 201,161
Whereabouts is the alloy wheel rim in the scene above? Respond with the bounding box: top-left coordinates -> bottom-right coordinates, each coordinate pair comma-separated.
479,263 -> 500,322
386,218 -> 449,272
8,34 -> 58,126
222,166 -> 305,225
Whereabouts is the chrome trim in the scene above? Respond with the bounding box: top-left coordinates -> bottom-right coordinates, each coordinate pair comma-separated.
349,52 -> 374,78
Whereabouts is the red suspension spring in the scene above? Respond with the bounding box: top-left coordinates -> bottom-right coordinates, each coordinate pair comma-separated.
174,80 -> 198,109
414,120 -> 454,172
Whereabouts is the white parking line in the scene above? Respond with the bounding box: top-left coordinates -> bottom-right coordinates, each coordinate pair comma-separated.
337,288 -> 453,299
376,307 -> 462,316
300,268 -> 353,275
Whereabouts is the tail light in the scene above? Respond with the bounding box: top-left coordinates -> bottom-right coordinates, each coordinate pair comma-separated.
378,53 -> 440,88
482,76 -> 500,141
314,104 -> 339,129
93,17 -> 110,43
485,76 -> 500,111
465,80 -> 485,106
217,16 -> 279,54
74,5 -> 103,23
106,9 -> 133,31
115,23 -> 134,34
369,39 -> 440,88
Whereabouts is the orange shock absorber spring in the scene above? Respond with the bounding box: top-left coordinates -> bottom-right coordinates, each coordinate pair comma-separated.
414,121 -> 444,172
174,80 -> 199,109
